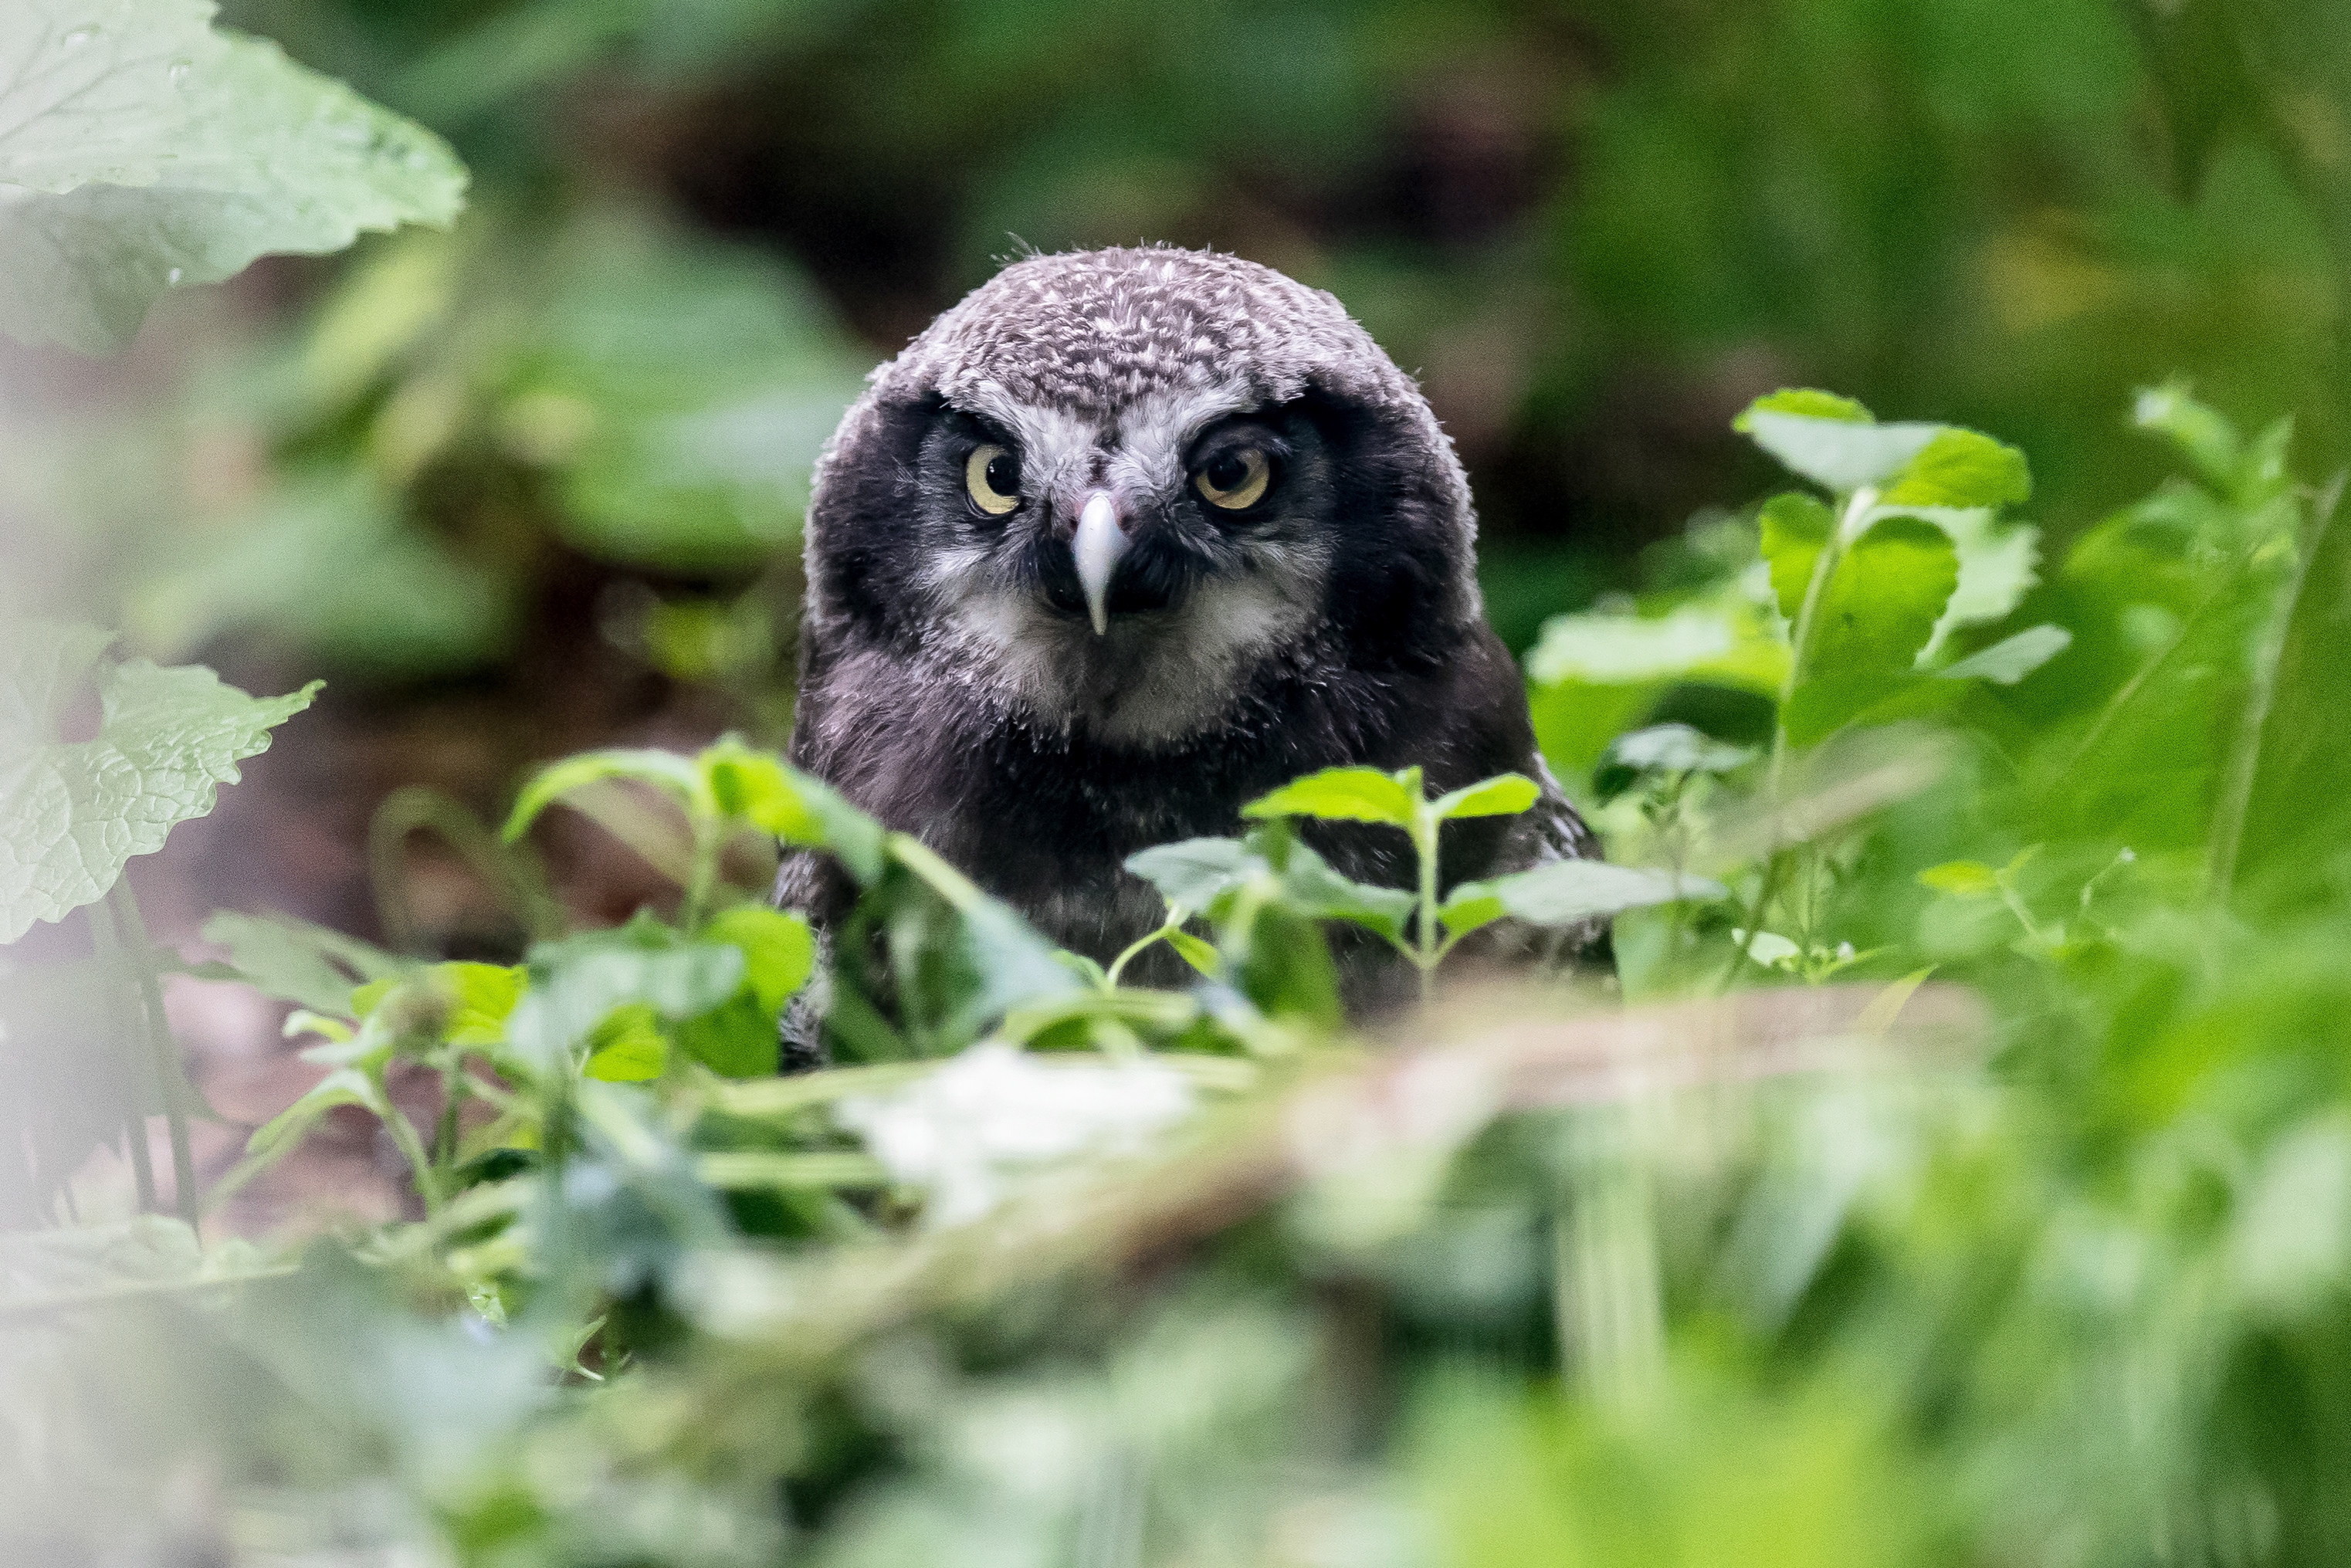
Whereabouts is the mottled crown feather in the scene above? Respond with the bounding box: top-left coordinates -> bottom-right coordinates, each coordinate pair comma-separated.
807,246 -> 1479,608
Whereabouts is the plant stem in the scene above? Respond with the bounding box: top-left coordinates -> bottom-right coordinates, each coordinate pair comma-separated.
107,882 -> 199,1228
1105,909 -> 1184,990
370,785 -> 564,953
1413,803 -> 1441,1006
2207,474 -> 2343,903
376,1073 -> 444,1216
86,899 -> 158,1214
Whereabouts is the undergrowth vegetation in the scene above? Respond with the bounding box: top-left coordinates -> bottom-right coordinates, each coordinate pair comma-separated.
6,3 -> 2351,1566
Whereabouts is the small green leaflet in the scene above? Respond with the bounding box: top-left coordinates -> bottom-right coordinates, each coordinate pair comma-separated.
1432,774 -> 1539,820
1736,391 -> 2031,510
198,909 -> 404,1015
0,622 -> 318,943
1125,837 -> 1259,913
0,0 -> 468,353
1441,861 -> 1726,939
1243,767 -> 1421,829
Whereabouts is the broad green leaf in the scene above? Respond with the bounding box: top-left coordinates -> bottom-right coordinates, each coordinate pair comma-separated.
1602,724 -> 1756,778
1939,625 -> 2072,684
1799,518 -> 1960,713
0,622 -> 319,943
1880,429 -> 2031,510
1920,510 -> 2041,655
505,918 -> 746,1068
1277,841 -> 1418,943
1527,601 -> 1783,686
1917,860 -> 2001,896
1734,389 -> 1873,425
1736,396 -> 1941,493
242,1065 -> 385,1160
1441,862 -> 1725,936
1760,493 -> 1834,621
583,1004 -> 667,1082
503,747 -> 712,842
1243,767 -> 1420,829
0,0 -> 466,353
1431,774 -> 1540,820
198,909 -> 404,1016
700,904 -> 815,1013
1125,837 -> 1259,913
436,962 -> 527,1047
700,738 -> 886,881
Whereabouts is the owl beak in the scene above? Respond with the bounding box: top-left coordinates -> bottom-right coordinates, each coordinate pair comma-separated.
1072,489 -> 1128,636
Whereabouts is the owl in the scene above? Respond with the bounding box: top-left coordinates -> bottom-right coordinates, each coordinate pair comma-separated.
777,246 -> 1596,1061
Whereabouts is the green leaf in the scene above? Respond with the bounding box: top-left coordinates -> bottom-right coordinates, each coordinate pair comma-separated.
1735,391 -> 1941,493
198,910 -> 405,1016
503,747 -> 712,842
1880,429 -> 2031,510
1276,842 -> 1418,943
435,962 -> 527,1047
1243,767 -> 1420,829
505,919 -> 746,1068
1125,837 -> 1260,913
1920,510 -> 2041,656
0,621 -> 319,943
1760,493 -> 1834,621
698,738 -> 886,882
1939,625 -> 2072,684
1734,389 -> 1873,426
582,1004 -> 666,1082
1164,927 -> 1221,977
700,905 -> 815,1013
1784,518 -> 1963,749
1602,724 -> 1757,778
1526,599 -> 1790,689
2133,383 -> 2244,495
1441,862 -> 1726,935
1917,860 -> 2001,897
0,0 -> 466,353
1431,774 -> 1540,820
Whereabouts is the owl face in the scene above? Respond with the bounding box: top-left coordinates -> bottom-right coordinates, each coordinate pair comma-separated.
804,248 -> 1482,748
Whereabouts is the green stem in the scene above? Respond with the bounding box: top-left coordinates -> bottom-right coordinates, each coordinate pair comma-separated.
1770,486 -> 1873,794
679,815 -> 720,933
376,1071 -> 444,1216
1105,906 -> 1184,990
86,899 -> 157,1214
2207,474 -> 2343,903
107,882 -> 199,1228
1413,804 -> 1441,1006
371,786 -> 564,953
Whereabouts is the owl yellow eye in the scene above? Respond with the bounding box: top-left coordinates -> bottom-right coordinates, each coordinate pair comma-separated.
965,443 -> 1020,516
1194,447 -> 1271,510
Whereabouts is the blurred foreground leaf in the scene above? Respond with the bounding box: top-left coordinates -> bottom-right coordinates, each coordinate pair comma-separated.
0,0 -> 465,352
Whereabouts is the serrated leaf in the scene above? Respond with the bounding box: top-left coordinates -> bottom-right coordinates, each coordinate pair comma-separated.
1243,767 -> 1420,829
1760,492 -> 1834,621
0,621 -> 319,943
1125,837 -> 1261,913
1881,428 -> 2031,510
503,747 -> 711,842
1807,516 -> 1961,682
1441,861 -> 1725,935
1431,774 -> 1539,820
1940,625 -> 2072,684
1739,408 -> 1941,494
0,0 -> 467,353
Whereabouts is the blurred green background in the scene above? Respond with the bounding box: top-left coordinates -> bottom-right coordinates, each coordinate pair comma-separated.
7,0 -> 2347,945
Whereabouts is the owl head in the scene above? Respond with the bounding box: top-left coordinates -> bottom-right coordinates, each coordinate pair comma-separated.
801,247 -> 1485,748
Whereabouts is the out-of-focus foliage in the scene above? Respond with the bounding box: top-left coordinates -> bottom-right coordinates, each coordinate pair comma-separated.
8,2 -> 2351,1566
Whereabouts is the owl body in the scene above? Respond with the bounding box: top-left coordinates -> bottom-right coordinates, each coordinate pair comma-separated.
780,247 -> 1595,1041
